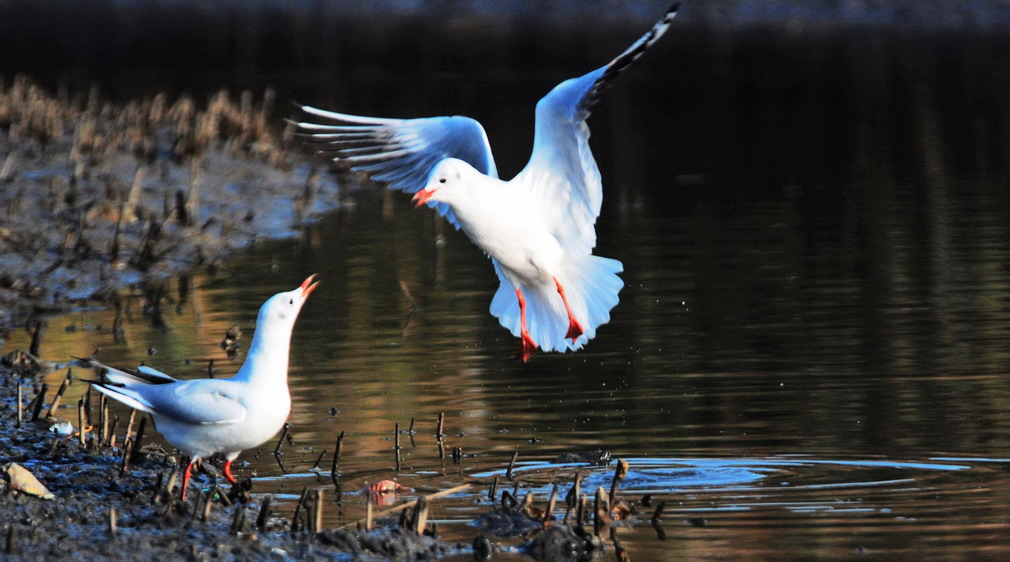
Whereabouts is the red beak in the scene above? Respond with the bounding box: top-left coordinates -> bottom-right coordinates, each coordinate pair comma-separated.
411,188 -> 435,208
300,274 -> 320,297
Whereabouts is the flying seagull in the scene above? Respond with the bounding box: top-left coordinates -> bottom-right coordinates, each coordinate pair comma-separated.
295,5 -> 678,361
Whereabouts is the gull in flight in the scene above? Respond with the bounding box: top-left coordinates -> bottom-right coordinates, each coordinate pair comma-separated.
87,275 -> 319,499
295,5 -> 678,361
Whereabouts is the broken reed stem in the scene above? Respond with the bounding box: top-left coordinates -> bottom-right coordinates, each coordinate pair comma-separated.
15,380 -> 21,429
107,416 -> 120,448
46,370 -> 72,418
488,476 -> 499,501
394,422 -> 401,472
100,393 -> 108,445
436,412 -> 444,438
120,438 -> 133,474
83,385 -> 92,429
78,399 -> 86,446
501,490 -> 517,508
109,507 -> 118,535
152,472 -> 164,503
314,489 -> 324,533
365,498 -> 373,531
214,485 -> 232,507
202,490 -> 214,522
408,416 -> 415,434
411,497 -> 429,535
506,450 -> 519,480
578,495 -> 588,530
609,459 -> 629,507
651,500 -> 667,540
190,490 -> 206,521
274,422 -> 290,456
597,485 -> 610,515
651,500 -> 665,524
545,483 -> 558,522
256,496 -> 272,532
330,431 -> 344,482
130,416 -> 147,464
165,464 -> 179,495
5,524 -> 15,555
339,484 -> 471,531
290,486 -> 309,532
230,504 -> 246,534
29,382 -> 48,422
310,450 -> 326,470
125,409 -> 137,442
563,472 -> 582,523
594,487 -> 607,537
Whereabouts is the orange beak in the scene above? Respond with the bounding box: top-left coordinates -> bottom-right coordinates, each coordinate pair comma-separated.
411,188 -> 436,208
300,274 -> 320,297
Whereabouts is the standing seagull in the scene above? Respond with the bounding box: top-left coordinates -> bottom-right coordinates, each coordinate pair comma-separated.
295,5 -> 678,362
88,275 -> 319,499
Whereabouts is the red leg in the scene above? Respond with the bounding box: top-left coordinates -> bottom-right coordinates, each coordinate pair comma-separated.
553,277 -> 584,341
181,461 -> 194,501
515,287 -> 538,363
222,459 -> 238,484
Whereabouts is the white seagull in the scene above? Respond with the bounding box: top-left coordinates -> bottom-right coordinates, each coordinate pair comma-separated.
88,275 -> 319,499
295,5 -> 678,362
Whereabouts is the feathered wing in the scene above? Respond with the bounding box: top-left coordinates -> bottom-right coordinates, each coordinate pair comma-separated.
292,105 -> 498,229
514,3 -> 679,254
491,4 -> 678,353
90,363 -> 247,425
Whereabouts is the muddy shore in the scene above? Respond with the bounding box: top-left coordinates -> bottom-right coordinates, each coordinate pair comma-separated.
0,76 -> 346,334
0,357 -> 618,561
0,368 -> 467,560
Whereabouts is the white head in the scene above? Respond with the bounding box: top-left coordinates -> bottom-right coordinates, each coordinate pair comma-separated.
255,274 -> 320,335
412,158 -> 477,207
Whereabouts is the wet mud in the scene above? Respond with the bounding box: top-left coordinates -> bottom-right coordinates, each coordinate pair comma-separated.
0,360 -> 639,561
0,76 -> 341,333
0,367 -> 469,560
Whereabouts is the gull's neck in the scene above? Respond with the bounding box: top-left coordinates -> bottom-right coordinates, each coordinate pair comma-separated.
232,321 -> 291,387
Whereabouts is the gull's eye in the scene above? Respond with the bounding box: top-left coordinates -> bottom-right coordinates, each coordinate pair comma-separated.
289,298 -> 294,305
439,178 -> 446,184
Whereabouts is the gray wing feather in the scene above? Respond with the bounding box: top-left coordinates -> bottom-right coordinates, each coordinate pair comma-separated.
293,106 -> 500,229
516,4 -> 678,254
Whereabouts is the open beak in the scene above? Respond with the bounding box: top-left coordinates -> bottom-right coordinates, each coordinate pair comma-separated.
411,188 -> 435,208
300,274 -> 320,297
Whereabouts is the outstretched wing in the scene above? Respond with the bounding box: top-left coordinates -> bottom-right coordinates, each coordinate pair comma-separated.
292,106 -> 499,228
514,3 -> 678,255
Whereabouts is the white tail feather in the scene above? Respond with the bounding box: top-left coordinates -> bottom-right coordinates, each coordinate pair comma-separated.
490,255 -> 623,353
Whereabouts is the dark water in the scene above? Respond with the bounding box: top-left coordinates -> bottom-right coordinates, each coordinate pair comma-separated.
6,9 -> 1010,560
